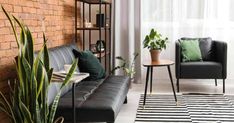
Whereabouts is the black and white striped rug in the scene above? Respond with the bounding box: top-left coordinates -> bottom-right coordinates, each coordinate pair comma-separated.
135,94 -> 234,123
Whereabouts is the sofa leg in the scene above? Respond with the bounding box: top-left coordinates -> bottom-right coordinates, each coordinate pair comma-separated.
124,96 -> 127,104
107,122 -> 114,123
177,79 -> 179,92
215,79 -> 217,86
223,79 -> 225,93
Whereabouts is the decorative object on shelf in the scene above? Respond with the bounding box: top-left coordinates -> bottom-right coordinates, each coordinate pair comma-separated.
96,40 -> 105,52
143,28 -> 168,61
84,19 -> 92,28
90,44 -> 97,53
96,12 -> 105,27
0,6 -> 78,123
111,53 -> 139,87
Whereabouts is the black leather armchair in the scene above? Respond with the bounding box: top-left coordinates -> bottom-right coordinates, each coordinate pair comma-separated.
175,38 -> 227,93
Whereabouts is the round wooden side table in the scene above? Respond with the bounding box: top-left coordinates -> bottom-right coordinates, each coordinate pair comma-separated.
142,59 -> 177,106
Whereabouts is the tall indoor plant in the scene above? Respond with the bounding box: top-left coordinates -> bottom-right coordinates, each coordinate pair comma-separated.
0,6 -> 78,123
143,29 -> 168,61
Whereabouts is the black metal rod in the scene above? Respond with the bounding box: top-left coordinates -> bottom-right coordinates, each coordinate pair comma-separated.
143,67 -> 150,106
215,79 -> 217,86
177,79 -> 179,92
109,4 -> 112,74
75,0 -> 77,43
104,4 -> 107,72
72,83 -> 76,123
89,4 -> 91,50
223,79 -> 225,93
150,67 -> 153,93
99,0 -> 102,61
83,2 -> 85,50
167,66 -> 177,102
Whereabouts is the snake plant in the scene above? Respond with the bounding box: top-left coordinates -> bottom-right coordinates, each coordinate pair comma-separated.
0,6 -> 78,123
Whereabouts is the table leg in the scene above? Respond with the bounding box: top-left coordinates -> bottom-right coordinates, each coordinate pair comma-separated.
143,67 -> 150,106
167,65 -> 177,103
72,83 -> 76,123
150,67 -> 153,94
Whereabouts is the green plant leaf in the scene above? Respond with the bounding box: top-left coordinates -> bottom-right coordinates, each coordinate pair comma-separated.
1,6 -> 20,47
61,59 -> 78,89
43,33 -> 50,72
25,26 -> 34,67
48,92 -> 61,123
19,101 -> 33,123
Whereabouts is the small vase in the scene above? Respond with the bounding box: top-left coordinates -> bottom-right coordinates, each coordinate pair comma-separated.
150,50 -> 161,61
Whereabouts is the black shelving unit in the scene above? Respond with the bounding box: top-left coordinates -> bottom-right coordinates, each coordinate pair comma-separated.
75,0 -> 112,73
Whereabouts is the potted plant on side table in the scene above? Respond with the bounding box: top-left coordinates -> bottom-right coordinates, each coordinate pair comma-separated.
143,29 -> 168,61
0,6 -> 78,123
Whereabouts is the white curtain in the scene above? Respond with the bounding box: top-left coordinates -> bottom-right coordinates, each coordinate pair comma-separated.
141,0 -> 234,80
114,0 -> 142,83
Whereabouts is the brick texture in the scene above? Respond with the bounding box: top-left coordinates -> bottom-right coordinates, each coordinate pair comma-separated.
0,0 -> 81,122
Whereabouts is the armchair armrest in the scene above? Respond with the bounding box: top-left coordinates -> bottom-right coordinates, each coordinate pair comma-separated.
213,40 -> 227,78
175,41 -> 181,78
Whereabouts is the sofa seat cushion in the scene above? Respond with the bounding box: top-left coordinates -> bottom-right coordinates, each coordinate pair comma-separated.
56,79 -> 104,119
180,61 -> 222,79
76,75 -> 130,122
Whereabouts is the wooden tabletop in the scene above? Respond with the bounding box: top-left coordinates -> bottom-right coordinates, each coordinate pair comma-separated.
143,59 -> 174,67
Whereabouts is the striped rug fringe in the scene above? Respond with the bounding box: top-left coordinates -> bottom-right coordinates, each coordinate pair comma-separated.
135,94 -> 234,123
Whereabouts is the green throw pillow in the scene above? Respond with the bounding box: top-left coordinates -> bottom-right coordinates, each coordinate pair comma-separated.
72,49 -> 106,80
180,39 -> 202,62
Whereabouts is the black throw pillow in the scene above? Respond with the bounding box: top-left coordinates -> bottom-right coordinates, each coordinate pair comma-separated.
72,49 -> 106,80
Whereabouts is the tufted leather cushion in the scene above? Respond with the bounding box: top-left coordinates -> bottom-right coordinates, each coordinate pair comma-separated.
180,61 -> 222,79
56,75 -> 130,122
181,37 -> 214,61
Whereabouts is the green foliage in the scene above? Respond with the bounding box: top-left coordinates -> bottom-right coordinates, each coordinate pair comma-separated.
143,28 -> 168,50
112,53 -> 139,78
0,6 -> 78,123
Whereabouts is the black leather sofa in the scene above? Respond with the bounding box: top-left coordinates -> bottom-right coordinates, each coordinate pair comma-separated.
46,44 -> 130,123
175,37 -> 227,93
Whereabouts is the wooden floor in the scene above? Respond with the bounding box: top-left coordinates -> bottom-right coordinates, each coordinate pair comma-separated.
115,79 -> 234,123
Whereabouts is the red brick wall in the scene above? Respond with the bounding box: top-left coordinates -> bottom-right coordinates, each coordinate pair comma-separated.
0,0 -> 80,122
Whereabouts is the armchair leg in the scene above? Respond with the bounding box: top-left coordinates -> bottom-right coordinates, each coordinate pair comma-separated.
223,79 -> 225,93
215,79 -> 217,86
177,79 -> 179,92
124,96 -> 127,104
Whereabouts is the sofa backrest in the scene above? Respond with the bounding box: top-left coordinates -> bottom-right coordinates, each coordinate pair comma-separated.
45,44 -> 79,104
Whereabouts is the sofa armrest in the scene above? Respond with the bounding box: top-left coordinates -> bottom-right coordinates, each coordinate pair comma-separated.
213,40 -> 227,79
175,41 -> 181,78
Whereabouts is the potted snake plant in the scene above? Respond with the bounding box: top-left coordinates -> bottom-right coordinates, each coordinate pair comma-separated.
0,6 -> 78,123
143,29 -> 168,61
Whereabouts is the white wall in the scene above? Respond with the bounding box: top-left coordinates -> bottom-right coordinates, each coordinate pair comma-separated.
141,0 -> 234,81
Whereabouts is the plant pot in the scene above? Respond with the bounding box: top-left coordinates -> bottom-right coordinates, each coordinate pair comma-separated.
150,50 -> 161,61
